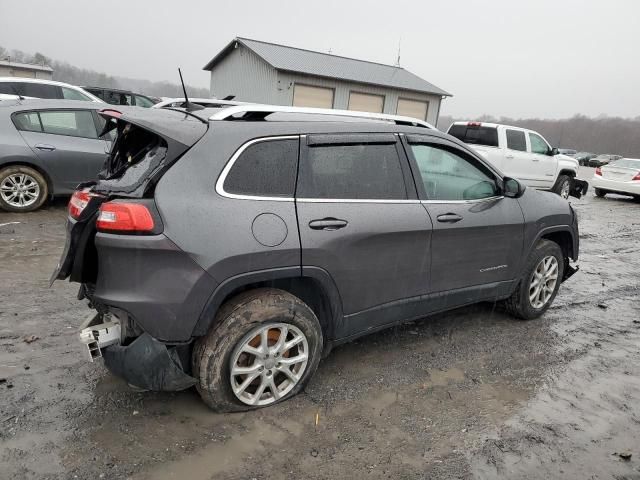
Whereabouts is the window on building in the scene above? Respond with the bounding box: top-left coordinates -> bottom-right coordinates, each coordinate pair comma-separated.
506,129 -> 527,152
396,98 -> 428,121
292,84 -> 334,109
223,138 -> 299,197
347,92 -> 384,113
298,141 -> 407,199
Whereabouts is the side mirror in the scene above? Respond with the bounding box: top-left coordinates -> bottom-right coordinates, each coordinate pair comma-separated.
503,177 -> 525,198
550,147 -> 559,156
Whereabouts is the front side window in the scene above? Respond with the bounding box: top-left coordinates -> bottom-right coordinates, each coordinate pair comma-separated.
62,87 -> 91,101
297,142 -> 407,200
223,138 -> 299,197
528,132 -> 550,155
506,129 -> 527,152
38,110 -> 98,138
410,143 -> 498,201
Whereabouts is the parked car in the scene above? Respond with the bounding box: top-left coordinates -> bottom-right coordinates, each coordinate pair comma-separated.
575,152 -> 597,166
53,104 -> 580,412
83,87 -> 159,108
447,122 -> 585,199
0,78 -> 102,102
589,154 -> 622,167
0,100 -> 112,212
592,158 -> 640,200
152,97 -> 245,109
557,148 -> 577,157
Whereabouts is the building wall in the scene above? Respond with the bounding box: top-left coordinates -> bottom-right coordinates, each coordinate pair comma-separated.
0,65 -> 53,80
207,46 -> 443,125
275,71 -> 442,125
209,45 -> 278,103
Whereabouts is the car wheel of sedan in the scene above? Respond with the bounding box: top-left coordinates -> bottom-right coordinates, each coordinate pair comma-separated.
594,188 -> 607,198
503,239 -> 564,320
552,175 -> 572,199
0,165 -> 48,212
192,288 -> 323,412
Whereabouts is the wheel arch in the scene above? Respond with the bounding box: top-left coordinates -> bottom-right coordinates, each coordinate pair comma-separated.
193,267 -> 343,348
558,169 -> 577,178
536,226 -> 577,261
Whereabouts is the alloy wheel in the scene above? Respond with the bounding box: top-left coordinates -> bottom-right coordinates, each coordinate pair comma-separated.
0,173 -> 40,208
230,323 -> 309,406
529,255 -> 559,309
560,180 -> 570,199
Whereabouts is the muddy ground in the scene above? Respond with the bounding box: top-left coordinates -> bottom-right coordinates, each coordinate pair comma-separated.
1,167 -> 639,480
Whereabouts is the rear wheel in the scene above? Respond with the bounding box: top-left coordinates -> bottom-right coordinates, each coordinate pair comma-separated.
0,165 -> 48,212
594,188 -> 607,197
192,288 -> 323,412
552,175 -> 572,199
503,239 -> 564,320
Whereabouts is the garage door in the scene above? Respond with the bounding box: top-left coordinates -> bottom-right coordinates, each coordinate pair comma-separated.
293,84 -> 334,108
396,98 -> 429,121
348,92 -> 384,113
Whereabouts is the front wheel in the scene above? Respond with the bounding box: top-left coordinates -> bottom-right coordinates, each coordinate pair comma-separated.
192,288 -> 323,412
552,175 -> 572,199
503,239 -> 564,320
0,165 -> 48,212
594,188 -> 607,198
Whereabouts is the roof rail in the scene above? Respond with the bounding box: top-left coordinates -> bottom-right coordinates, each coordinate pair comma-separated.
208,104 -> 435,129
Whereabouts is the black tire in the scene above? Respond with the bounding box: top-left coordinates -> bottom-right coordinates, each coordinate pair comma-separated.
0,165 -> 48,212
503,239 -> 565,320
594,188 -> 607,198
551,174 -> 572,199
192,288 -> 323,412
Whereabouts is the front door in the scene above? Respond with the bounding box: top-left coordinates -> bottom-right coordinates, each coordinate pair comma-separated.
295,134 -> 432,337
16,109 -> 109,192
404,136 -> 524,293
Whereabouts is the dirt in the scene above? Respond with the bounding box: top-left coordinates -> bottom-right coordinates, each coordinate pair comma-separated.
2,167 -> 640,480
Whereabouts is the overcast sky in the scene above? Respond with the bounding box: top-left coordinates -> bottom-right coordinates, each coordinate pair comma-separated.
1,0 -> 638,119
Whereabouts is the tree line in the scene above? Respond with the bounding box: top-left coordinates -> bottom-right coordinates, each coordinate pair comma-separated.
0,46 -> 209,99
438,114 -> 640,158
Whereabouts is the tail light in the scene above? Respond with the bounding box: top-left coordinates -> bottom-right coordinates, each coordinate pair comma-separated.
68,190 -> 91,219
595,167 -> 602,176
467,122 -> 481,127
633,172 -> 640,181
97,202 -> 154,233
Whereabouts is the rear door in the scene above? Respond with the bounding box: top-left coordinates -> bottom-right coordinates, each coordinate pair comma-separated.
404,135 -> 524,293
502,127 -> 532,182
14,109 -> 109,192
527,131 -> 556,188
295,133 -> 433,337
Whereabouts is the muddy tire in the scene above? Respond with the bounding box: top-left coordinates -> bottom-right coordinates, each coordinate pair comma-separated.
192,288 -> 323,412
552,175 -> 572,199
594,188 -> 607,198
0,165 -> 48,212
503,239 -> 565,320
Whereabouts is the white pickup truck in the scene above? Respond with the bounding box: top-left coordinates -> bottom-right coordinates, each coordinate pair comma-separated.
447,121 -> 586,199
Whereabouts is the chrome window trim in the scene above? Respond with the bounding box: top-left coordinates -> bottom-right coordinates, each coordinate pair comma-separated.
420,195 -> 505,204
296,198 -> 421,204
216,135 -> 299,202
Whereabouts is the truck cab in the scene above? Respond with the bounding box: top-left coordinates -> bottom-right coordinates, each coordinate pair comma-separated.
447,121 -> 583,198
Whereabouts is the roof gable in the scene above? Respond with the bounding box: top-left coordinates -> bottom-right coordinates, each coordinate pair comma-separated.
204,37 -> 451,97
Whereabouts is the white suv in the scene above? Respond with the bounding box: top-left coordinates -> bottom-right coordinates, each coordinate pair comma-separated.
0,78 -> 102,102
448,121 -> 583,198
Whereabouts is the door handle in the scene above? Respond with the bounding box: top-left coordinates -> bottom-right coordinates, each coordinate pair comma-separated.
505,154 -> 514,159
532,158 -> 540,162
35,144 -> 56,151
309,218 -> 348,231
436,213 -> 463,223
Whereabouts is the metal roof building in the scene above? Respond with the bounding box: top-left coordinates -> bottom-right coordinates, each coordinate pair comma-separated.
0,59 -> 53,80
203,37 -> 451,125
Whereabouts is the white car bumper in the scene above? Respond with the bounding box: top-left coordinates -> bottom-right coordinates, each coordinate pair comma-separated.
591,175 -> 640,196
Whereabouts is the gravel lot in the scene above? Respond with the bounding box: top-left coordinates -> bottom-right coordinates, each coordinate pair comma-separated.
1,167 -> 639,479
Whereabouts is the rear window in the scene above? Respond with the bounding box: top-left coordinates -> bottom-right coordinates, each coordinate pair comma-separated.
297,142 -> 407,200
223,139 -> 299,197
448,124 -> 499,147
609,159 -> 640,169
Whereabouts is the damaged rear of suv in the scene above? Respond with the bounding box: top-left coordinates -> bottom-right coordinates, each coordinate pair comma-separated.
54,105 -> 580,412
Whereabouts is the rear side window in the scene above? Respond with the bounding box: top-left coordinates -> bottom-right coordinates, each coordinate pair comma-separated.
18,82 -> 60,99
448,124 -> 499,147
39,110 -> 98,138
0,82 -> 18,95
298,142 -> 407,199
13,112 -> 43,132
506,129 -> 527,151
223,138 -> 299,197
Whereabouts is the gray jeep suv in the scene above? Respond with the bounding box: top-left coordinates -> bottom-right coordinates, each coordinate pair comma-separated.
53,104 -> 579,412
